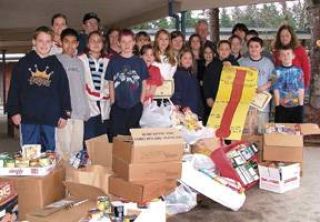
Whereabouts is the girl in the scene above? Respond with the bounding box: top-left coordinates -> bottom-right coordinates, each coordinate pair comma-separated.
202,40 -> 239,124
202,43 -> 216,67
106,27 -> 121,58
79,31 -> 111,140
171,48 -> 201,117
153,29 -> 177,80
134,31 -> 151,55
170,30 -> 185,59
140,44 -> 163,101
229,35 -> 242,61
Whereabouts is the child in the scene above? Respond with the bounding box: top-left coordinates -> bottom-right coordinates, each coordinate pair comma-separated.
272,46 -> 304,123
229,35 -> 242,61
106,27 -> 121,58
140,44 -> 163,101
134,31 -> 151,55
153,29 -> 177,80
56,28 -> 90,160
78,31 -> 110,140
7,26 -> 71,151
50,13 -> 67,55
171,48 -> 201,117
105,29 -> 148,138
170,31 -> 185,59
202,40 -> 239,124
239,37 -> 274,133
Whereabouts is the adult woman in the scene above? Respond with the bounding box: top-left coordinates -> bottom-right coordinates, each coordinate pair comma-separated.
273,24 -> 310,89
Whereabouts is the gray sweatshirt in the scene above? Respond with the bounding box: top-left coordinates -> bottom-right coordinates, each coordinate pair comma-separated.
57,54 -> 90,121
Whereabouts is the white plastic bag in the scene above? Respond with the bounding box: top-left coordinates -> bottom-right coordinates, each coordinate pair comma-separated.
183,154 -> 217,174
163,183 -> 198,216
180,126 -> 215,145
139,101 -> 172,128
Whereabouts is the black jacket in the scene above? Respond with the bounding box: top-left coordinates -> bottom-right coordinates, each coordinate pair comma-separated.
7,51 -> 71,126
203,56 -> 239,101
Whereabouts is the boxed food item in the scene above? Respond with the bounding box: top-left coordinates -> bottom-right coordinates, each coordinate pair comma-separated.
0,181 -> 18,221
112,157 -> 181,182
0,146 -> 57,177
258,162 -> 300,193
1,166 -> 65,220
113,128 -> 184,164
109,176 -> 176,203
211,142 -> 259,190
263,123 -> 320,163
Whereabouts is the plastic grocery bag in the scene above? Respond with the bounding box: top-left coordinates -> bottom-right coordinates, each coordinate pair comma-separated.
183,154 -> 217,174
180,126 -> 215,145
140,101 -> 172,128
163,183 -> 198,216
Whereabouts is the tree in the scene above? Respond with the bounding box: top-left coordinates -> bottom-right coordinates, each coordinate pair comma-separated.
220,8 -> 232,27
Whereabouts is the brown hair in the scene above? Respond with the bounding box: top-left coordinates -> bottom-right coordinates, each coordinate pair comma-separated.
87,31 -> 106,57
51,13 -> 67,26
32,26 -> 54,40
178,48 -> 194,69
274,24 -> 300,50
153,29 -> 176,66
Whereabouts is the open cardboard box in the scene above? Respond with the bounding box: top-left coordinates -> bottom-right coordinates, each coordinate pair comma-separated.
263,123 -> 320,163
113,128 -> 184,164
258,162 -> 300,193
1,166 -> 65,220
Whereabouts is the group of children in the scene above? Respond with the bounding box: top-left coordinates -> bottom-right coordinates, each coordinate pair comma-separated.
6,14 -> 306,158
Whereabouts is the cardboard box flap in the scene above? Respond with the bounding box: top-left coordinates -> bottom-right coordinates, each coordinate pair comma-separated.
300,123 -> 320,135
85,134 -> 113,168
129,128 -> 183,146
264,134 -> 303,147
64,181 -> 106,200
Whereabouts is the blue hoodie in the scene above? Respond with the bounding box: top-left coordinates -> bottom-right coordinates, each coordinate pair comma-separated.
7,50 -> 71,126
171,67 -> 202,116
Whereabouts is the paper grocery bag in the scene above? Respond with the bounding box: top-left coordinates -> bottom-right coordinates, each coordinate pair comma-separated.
66,165 -> 112,194
85,134 -> 113,168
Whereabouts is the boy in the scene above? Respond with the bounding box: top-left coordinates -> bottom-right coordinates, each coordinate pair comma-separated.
105,29 -> 148,138
7,26 -> 71,151
56,28 -> 90,160
239,37 -> 274,133
78,12 -> 100,54
272,46 -> 304,123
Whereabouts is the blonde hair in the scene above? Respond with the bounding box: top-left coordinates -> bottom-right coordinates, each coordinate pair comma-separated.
153,29 -> 176,66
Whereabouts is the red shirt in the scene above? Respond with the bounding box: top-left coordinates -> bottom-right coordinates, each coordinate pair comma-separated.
147,65 -> 163,86
273,46 -> 311,88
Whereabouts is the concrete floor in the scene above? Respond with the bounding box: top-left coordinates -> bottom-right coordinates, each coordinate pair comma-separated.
0,115 -> 320,222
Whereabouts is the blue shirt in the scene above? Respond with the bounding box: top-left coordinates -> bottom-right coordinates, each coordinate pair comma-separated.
105,55 -> 148,108
272,65 -> 304,108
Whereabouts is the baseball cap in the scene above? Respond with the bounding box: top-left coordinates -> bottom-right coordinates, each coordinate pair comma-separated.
83,12 -> 100,23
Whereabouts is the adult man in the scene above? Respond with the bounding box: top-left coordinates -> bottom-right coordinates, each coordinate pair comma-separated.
195,19 -> 216,52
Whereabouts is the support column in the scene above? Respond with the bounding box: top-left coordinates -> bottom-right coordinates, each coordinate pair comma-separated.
209,8 -> 220,43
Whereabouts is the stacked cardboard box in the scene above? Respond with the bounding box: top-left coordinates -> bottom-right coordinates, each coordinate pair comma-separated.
109,128 -> 184,203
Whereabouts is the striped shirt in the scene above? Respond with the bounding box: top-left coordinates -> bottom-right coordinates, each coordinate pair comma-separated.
88,56 -> 104,91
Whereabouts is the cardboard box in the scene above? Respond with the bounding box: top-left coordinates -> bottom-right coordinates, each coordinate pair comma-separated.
109,176 -> 176,203
113,157 -> 181,182
1,166 -> 65,220
0,163 -> 56,177
85,134 -> 113,168
66,165 -> 112,195
258,162 -> 300,193
113,128 -> 184,164
263,123 -> 320,162
26,199 -> 96,222
0,181 -> 18,221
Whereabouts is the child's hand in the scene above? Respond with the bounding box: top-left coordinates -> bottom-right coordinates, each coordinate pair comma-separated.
223,61 -> 232,66
206,98 -> 214,108
11,114 -> 21,126
58,118 -> 67,129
